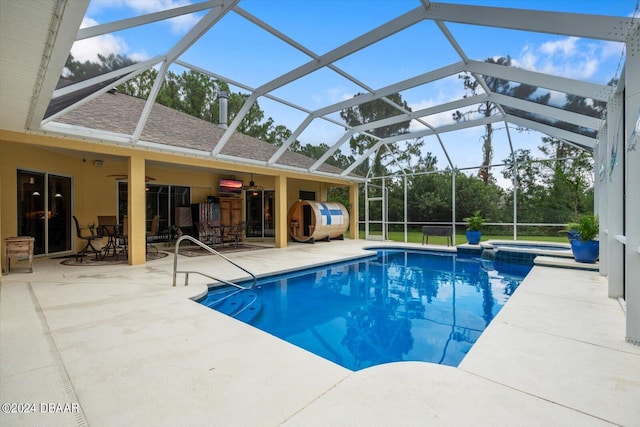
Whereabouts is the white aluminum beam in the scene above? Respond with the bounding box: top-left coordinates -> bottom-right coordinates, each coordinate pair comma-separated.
43,64 -> 157,126
131,61 -> 170,143
176,59 -> 317,117
165,2 -> 238,63
489,92 -> 603,130
283,93 -> 485,172
234,6 -> 376,95
76,1 -> 222,40
341,139 -> 387,177
506,115 -> 596,149
268,115 -> 317,164
342,115 -> 502,177
385,114 -> 503,145
309,131 -> 355,172
314,62 -> 466,118
624,26 -> 640,345
467,60 -> 613,102
214,6 -> 429,153
52,56 -> 163,98
134,2 -> 238,143
268,61 -> 466,165
423,2 -> 636,42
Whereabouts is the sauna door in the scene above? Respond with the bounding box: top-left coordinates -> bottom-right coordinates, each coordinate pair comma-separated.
303,204 -> 312,236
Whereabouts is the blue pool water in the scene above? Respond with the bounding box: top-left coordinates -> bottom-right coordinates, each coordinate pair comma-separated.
198,249 -> 532,371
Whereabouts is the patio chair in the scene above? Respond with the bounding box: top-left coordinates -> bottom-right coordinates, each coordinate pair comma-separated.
97,215 -> 120,258
116,216 -> 128,260
73,215 -> 99,262
228,221 -> 246,247
146,215 -> 160,253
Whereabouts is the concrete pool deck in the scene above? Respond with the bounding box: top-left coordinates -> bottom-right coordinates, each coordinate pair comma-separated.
1,239 -> 638,426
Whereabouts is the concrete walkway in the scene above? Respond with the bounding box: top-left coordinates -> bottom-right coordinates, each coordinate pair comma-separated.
1,240 -> 638,426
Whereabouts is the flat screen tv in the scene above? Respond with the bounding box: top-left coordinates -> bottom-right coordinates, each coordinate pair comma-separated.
219,178 -> 243,195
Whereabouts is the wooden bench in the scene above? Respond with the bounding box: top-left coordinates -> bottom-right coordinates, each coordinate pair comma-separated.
421,226 -> 453,246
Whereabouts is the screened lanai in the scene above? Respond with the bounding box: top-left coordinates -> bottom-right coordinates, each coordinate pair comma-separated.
0,1 -> 638,341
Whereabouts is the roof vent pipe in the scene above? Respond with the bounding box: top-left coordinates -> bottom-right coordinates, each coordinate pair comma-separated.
218,91 -> 228,129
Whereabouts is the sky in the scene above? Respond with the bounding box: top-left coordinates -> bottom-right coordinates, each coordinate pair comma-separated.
70,0 -> 639,181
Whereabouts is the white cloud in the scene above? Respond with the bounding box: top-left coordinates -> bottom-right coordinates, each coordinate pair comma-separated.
71,19 -> 152,64
71,18 -> 130,62
77,1 -> 208,64
87,0 -> 199,35
119,0 -> 198,34
407,81 -> 475,130
512,36 -> 623,81
539,37 -> 579,57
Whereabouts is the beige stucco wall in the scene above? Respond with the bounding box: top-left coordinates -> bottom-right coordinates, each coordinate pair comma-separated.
0,129 -> 356,273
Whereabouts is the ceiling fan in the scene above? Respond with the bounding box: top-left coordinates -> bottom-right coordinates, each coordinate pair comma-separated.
243,173 -> 263,193
106,174 -> 156,182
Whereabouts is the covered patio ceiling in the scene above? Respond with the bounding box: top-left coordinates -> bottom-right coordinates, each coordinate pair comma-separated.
0,1 -> 638,179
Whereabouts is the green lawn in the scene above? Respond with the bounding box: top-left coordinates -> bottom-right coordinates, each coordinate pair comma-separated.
360,230 -> 568,246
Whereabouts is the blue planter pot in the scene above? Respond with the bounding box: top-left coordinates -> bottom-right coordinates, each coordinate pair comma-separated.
466,230 -> 481,245
571,239 -> 599,263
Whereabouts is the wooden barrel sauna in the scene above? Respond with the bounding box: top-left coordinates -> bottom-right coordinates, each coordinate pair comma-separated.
287,200 -> 349,243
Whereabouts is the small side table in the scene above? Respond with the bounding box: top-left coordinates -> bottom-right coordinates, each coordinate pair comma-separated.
3,236 -> 35,274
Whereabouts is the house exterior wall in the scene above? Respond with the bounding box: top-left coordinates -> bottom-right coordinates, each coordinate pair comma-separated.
0,130 -> 356,276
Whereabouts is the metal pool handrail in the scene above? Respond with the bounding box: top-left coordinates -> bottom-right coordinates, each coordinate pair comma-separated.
172,235 -> 257,289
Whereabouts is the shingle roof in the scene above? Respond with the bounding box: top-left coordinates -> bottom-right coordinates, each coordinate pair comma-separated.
56,91 -> 346,175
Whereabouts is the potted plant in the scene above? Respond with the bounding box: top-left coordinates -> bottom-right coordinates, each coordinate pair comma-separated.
463,210 -> 485,245
566,214 -> 599,263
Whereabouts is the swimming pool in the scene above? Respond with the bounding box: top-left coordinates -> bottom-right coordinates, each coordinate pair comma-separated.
198,249 -> 532,371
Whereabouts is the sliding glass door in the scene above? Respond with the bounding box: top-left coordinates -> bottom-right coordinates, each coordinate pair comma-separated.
17,170 -> 72,256
118,182 -> 190,232
246,190 -> 275,238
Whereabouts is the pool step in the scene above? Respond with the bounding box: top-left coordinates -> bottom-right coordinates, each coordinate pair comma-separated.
534,255 -> 599,271
204,289 -> 262,323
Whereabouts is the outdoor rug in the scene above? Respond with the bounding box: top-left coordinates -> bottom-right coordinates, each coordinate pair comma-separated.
163,243 -> 270,257
60,251 -> 168,266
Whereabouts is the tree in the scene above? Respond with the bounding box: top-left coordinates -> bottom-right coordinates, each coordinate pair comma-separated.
118,68 -> 158,99
407,172 -> 452,223
454,56 -> 540,185
155,70 -> 182,110
179,70 -> 218,120
64,53 -> 136,82
502,149 -> 544,223
454,171 -> 505,224
538,136 -> 594,221
340,93 -> 423,177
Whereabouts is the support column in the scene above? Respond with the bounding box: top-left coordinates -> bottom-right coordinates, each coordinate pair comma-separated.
0,181 -> 3,280
274,175 -> 288,248
319,183 -> 328,201
128,154 -> 146,265
596,124 -> 609,276
624,26 -> 640,345
403,175 -> 408,243
349,182 -> 359,240
451,170 -> 456,244
607,93 -> 624,298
